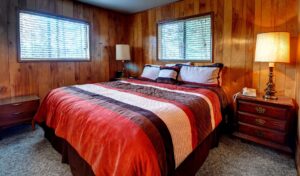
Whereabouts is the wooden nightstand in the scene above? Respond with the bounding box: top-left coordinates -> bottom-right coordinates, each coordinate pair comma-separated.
0,95 -> 40,131
110,77 -> 126,81
110,77 -> 136,81
233,94 -> 297,154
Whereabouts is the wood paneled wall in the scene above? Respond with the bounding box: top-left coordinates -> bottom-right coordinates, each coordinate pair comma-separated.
295,0 -> 300,173
253,0 -> 298,99
0,0 -> 297,102
128,0 -> 298,101
0,0 -> 128,99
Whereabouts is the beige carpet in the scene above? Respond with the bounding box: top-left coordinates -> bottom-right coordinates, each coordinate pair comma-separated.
197,135 -> 297,176
0,125 -> 297,176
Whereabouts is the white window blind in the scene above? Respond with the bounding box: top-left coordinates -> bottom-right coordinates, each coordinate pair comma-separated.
19,10 -> 90,61
158,14 -> 212,61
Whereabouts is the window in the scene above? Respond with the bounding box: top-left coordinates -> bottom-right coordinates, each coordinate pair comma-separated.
18,10 -> 90,61
158,14 -> 213,61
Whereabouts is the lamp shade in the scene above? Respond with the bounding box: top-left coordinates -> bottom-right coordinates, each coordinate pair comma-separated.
255,32 -> 290,63
116,44 -> 131,61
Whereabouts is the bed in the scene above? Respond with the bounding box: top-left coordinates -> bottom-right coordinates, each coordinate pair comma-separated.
34,79 -> 228,176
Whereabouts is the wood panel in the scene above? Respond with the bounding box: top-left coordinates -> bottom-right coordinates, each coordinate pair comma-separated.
0,0 -> 127,100
0,0 -> 298,133
0,1 -> 10,98
296,0 -> 300,174
128,0 -> 297,102
253,0 -> 297,99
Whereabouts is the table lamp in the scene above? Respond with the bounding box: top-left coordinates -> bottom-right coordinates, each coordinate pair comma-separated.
255,32 -> 290,100
116,44 -> 131,77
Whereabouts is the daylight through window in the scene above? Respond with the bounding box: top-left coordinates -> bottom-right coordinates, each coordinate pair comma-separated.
19,10 -> 90,61
158,14 -> 212,61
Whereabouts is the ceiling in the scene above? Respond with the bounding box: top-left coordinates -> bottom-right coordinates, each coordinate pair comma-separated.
77,0 -> 179,13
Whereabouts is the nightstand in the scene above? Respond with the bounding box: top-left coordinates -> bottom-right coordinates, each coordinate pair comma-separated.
0,95 -> 40,131
233,94 -> 297,154
110,77 -> 126,81
110,77 -> 137,81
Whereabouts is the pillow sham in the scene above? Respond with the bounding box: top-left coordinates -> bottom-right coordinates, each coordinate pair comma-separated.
140,65 -> 161,81
156,66 -> 179,84
178,63 -> 223,86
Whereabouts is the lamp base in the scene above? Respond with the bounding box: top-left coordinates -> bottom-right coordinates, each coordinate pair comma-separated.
120,60 -> 129,78
263,63 -> 277,100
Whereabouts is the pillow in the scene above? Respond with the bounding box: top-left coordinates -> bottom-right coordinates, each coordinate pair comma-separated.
165,62 -> 191,67
156,66 -> 179,84
178,63 -> 223,86
140,65 -> 161,81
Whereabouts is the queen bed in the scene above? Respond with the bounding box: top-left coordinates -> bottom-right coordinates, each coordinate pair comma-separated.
34,78 -> 228,176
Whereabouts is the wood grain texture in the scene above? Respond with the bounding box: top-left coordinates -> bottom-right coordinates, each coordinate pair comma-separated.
0,1 -> 10,98
234,94 -> 296,154
128,0 -> 297,102
296,0 -> 300,173
0,95 -> 40,130
0,0 -> 298,107
253,0 -> 297,98
0,0 -> 128,100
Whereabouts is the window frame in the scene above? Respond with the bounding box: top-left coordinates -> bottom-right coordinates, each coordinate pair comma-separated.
156,12 -> 214,62
17,9 -> 92,62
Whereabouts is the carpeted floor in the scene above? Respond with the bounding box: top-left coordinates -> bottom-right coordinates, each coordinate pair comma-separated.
0,125 -> 297,176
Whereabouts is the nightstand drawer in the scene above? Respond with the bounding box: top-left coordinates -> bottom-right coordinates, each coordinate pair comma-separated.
0,111 -> 36,127
0,100 -> 39,116
238,112 -> 287,132
238,100 -> 287,120
238,122 -> 286,144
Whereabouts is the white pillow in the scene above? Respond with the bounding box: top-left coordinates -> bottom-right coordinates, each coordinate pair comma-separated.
140,65 -> 160,80
178,66 -> 221,86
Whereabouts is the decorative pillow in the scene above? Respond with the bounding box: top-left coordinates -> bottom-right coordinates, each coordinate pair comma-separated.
140,65 -> 161,81
156,66 -> 179,84
178,63 -> 223,86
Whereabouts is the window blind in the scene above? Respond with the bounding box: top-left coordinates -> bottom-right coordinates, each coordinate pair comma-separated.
19,11 -> 90,61
158,14 -> 212,61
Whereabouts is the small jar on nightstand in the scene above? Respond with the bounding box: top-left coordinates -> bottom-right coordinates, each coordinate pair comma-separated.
233,94 -> 297,154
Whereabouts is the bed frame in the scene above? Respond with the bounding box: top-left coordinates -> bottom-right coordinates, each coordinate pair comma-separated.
41,123 -> 220,176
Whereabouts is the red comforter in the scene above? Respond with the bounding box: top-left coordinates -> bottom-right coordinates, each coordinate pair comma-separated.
34,79 -> 223,176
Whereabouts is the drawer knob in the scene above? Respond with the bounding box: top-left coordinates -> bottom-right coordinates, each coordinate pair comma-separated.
255,119 -> 266,125
255,130 -> 265,138
255,106 -> 266,114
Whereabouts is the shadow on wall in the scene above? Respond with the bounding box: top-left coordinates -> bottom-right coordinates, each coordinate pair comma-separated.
129,47 -> 144,76
221,66 -> 253,103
